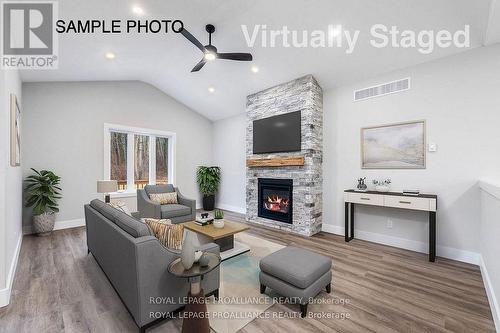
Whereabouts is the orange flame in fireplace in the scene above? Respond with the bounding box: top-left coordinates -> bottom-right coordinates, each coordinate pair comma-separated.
264,195 -> 289,212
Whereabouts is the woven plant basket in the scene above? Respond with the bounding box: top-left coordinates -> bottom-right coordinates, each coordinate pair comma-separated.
33,212 -> 55,236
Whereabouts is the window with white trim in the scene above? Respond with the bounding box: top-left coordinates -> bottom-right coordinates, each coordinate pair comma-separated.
104,124 -> 175,193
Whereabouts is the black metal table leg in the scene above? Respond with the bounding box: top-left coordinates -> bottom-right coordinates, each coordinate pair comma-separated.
429,211 -> 436,262
350,203 -> 354,240
345,202 -> 349,242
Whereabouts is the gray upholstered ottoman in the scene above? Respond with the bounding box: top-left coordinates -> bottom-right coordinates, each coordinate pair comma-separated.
259,246 -> 332,317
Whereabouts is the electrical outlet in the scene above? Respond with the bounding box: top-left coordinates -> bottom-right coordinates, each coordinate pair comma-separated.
387,219 -> 393,229
428,143 -> 437,152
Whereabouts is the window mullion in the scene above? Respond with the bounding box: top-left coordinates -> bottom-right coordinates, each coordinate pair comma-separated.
149,136 -> 156,185
127,133 -> 135,191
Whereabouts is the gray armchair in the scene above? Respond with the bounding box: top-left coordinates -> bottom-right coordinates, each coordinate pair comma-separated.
137,184 -> 196,223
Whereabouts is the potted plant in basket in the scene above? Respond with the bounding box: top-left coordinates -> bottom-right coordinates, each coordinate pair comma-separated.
25,168 -> 62,236
196,166 -> 221,211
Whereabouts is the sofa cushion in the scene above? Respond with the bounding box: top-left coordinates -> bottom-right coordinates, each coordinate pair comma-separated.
144,184 -> 175,196
144,218 -> 184,250
259,246 -> 332,289
90,199 -> 151,238
161,204 -> 191,219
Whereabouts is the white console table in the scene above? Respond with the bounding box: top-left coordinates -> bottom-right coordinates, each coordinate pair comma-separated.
344,190 -> 438,262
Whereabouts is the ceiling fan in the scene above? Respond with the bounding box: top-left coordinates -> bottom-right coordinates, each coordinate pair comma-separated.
180,24 -> 253,72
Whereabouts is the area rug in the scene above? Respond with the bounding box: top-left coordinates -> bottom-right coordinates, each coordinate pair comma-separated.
207,232 -> 285,333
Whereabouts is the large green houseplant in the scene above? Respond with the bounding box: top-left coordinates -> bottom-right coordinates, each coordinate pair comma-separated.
196,166 -> 221,211
25,168 -> 62,236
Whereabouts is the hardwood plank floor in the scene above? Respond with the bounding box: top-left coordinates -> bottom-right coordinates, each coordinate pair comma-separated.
0,212 -> 495,333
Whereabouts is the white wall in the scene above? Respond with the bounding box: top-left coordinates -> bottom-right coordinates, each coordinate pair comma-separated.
21,81 -> 213,229
323,44 -> 500,260
213,44 -> 500,264
213,114 -> 246,213
479,180 -> 500,330
0,68 -> 23,307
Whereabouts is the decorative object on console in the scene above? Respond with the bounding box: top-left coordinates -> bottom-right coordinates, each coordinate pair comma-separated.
213,209 -> 225,229
25,168 -> 62,236
361,120 -> 426,169
356,177 -> 368,191
196,166 -> 221,211
373,178 -> 391,192
97,180 -> 118,203
201,213 -> 209,219
403,189 -> 421,196
10,94 -> 21,167
181,231 -> 196,269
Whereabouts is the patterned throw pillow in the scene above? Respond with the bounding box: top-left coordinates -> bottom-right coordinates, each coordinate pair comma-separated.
144,218 -> 184,250
149,192 -> 178,205
108,201 -> 131,216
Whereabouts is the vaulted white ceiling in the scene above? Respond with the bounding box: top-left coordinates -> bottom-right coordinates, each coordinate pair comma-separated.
21,0 -> 498,120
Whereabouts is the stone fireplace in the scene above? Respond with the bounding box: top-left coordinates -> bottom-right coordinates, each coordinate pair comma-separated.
246,75 -> 323,236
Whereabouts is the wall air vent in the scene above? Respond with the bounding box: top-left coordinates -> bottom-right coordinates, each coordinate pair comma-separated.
354,78 -> 410,101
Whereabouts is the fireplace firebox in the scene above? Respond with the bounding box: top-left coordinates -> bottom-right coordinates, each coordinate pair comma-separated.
258,178 -> 293,224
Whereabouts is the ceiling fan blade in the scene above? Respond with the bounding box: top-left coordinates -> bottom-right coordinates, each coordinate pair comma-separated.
180,28 -> 207,53
191,58 -> 206,72
217,53 -> 253,61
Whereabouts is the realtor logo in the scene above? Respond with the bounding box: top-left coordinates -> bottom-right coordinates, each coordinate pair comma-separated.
1,1 -> 58,69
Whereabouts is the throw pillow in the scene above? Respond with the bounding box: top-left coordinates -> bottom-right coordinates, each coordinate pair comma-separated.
149,192 -> 178,205
144,218 -> 184,250
108,201 -> 131,216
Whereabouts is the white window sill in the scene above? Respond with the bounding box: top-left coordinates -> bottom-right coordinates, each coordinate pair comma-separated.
110,191 -> 137,198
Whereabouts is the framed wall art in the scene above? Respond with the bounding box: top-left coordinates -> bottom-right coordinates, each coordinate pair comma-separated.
361,120 -> 425,169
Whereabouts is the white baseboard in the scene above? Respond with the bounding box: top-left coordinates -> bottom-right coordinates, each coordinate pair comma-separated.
321,224 -> 481,265
23,218 -> 86,235
480,255 -> 500,332
0,233 -> 23,307
217,203 -> 246,214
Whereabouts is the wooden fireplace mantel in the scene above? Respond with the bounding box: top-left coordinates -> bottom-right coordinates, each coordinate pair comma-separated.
246,156 -> 305,168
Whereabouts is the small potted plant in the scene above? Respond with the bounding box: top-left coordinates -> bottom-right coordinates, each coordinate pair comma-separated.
373,178 -> 391,192
24,168 -> 62,236
196,166 -> 221,211
213,209 -> 225,229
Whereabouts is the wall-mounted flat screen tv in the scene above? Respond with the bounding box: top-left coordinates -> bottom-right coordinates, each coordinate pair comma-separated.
253,111 -> 301,154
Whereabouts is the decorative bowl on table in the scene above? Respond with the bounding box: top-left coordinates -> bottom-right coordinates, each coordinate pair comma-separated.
373,178 -> 391,192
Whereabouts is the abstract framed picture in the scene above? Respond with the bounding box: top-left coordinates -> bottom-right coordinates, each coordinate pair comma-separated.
10,94 -> 21,167
361,120 -> 426,169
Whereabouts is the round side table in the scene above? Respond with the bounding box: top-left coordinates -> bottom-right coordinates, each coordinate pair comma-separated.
168,253 -> 220,333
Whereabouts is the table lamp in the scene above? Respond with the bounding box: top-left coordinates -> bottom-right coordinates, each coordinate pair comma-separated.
97,180 -> 118,203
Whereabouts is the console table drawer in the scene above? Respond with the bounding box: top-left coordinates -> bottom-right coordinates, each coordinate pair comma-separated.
384,195 -> 434,211
346,192 -> 384,206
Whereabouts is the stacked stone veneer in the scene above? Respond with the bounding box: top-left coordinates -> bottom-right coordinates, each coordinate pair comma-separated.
246,75 -> 323,236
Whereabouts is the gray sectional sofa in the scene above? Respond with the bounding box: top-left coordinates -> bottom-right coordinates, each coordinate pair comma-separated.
84,199 -> 220,332
137,184 -> 196,223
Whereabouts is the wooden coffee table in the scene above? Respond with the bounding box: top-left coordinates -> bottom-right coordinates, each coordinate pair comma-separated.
183,220 -> 250,261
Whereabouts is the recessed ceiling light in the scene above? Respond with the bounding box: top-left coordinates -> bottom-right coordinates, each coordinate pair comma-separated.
208,87 -> 215,93
132,6 -> 144,15
251,65 -> 259,73
105,52 -> 116,60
